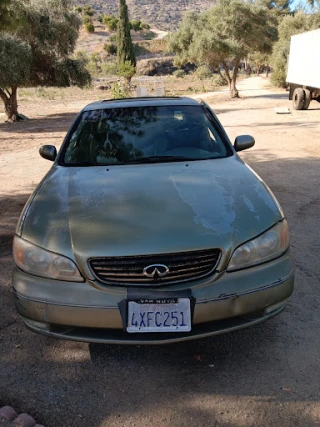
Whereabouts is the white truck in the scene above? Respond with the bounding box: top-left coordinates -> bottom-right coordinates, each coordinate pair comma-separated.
286,29 -> 320,110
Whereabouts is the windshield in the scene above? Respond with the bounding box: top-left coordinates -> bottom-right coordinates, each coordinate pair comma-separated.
61,105 -> 230,166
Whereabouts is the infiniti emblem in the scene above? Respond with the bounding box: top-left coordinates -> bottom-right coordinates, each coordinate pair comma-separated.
143,264 -> 170,279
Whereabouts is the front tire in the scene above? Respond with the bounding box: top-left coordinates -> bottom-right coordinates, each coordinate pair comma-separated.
293,88 -> 305,110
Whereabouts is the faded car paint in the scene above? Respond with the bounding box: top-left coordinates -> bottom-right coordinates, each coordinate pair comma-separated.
19,156 -> 282,280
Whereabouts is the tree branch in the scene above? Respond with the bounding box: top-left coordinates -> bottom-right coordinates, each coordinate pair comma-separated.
0,88 -> 9,104
221,61 -> 231,84
217,68 -> 228,84
231,57 -> 241,84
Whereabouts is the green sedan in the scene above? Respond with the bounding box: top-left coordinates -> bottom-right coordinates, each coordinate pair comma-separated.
12,97 -> 294,344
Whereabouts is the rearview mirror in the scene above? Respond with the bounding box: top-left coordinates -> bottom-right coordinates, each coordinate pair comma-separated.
234,135 -> 255,152
39,145 -> 57,161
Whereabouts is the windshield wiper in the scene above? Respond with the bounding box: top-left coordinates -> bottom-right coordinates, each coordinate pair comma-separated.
125,155 -> 192,164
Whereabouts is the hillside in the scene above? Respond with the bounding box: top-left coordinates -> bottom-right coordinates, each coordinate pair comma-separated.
76,0 -> 214,30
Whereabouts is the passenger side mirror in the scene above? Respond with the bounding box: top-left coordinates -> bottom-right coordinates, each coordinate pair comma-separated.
39,145 -> 57,161
234,135 -> 255,152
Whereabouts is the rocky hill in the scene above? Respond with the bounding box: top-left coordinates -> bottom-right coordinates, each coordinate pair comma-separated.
76,0 -> 214,30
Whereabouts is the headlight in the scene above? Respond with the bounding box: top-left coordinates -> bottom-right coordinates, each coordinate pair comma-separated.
227,220 -> 289,271
13,236 -> 83,282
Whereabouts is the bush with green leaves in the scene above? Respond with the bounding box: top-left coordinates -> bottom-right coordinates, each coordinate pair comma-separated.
104,43 -> 117,55
103,14 -> 118,31
118,60 -> 136,83
101,61 -> 118,75
83,5 -> 95,16
84,21 -> 95,33
173,69 -> 185,78
83,15 -> 92,24
211,74 -> 226,87
111,81 -> 130,98
130,19 -> 142,31
140,23 -> 150,30
195,65 -> 211,80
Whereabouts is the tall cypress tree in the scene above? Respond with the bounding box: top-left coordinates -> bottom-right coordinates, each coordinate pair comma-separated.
117,0 -> 136,67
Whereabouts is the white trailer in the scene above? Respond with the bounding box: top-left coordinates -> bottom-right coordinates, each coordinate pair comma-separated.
286,29 -> 320,110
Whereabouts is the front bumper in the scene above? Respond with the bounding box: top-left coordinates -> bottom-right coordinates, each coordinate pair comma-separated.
12,252 -> 294,344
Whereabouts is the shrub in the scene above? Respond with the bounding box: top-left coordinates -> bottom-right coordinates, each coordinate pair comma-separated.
173,69 -> 185,78
83,15 -> 91,24
211,74 -> 226,87
106,18 -> 118,31
195,65 -> 211,80
101,62 -> 118,75
118,60 -> 136,83
103,15 -> 118,31
83,5 -> 95,16
104,43 -> 117,55
137,58 -> 176,76
130,19 -> 142,31
111,81 -> 130,98
73,50 -> 89,65
84,22 -> 95,33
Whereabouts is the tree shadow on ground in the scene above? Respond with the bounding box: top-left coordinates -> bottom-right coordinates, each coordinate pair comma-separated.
0,112 -> 78,135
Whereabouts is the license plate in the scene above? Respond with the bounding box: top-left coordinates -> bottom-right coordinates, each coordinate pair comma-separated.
127,298 -> 191,333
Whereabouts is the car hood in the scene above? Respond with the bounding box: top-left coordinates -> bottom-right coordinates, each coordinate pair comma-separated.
20,156 -> 283,276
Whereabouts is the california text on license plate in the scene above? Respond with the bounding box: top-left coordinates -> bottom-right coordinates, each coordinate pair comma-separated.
127,298 -> 191,333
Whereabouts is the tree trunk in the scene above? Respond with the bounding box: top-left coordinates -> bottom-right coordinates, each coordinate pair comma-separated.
266,65 -> 269,78
0,87 -> 19,122
229,58 -> 240,98
229,79 -> 239,98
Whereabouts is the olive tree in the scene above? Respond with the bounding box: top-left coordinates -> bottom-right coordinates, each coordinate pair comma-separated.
0,0 -> 91,121
168,0 -> 278,97
0,0 -> 21,30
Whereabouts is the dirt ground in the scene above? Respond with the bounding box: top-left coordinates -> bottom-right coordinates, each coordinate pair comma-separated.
0,76 -> 320,427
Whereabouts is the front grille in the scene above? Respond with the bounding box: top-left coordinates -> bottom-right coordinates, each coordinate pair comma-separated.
89,249 -> 220,286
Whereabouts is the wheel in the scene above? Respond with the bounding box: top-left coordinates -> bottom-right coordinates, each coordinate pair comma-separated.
302,89 -> 311,110
293,88 -> 305,110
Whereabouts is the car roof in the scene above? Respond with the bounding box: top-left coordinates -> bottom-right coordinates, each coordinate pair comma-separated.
82,96 -> 201,111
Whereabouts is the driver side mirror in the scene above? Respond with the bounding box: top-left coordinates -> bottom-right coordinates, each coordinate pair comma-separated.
234,135 -> 255,152
39,145 -> 57,161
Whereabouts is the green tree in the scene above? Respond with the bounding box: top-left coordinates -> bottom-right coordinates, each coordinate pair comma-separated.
270,10 -> 320,86
256,0 -> 293,16
0,0 -> 91,121
0,0 -> 22,31
168,0 -> 278,97
117,0 -> 136,82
